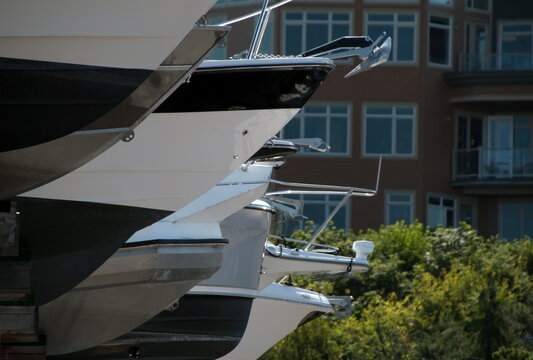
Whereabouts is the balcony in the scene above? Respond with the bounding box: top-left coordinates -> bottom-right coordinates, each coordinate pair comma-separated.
458,53 -> 533,72
444,53 -> 533,112
452,148 -> 533,187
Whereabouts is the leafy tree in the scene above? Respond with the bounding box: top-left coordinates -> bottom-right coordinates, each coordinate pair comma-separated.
261,223 -> 533,360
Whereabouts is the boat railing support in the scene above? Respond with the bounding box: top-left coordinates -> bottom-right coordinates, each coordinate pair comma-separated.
266,157 -> 382,251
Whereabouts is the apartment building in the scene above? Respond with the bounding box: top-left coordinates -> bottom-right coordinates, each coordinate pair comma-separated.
207,0 -> 533,239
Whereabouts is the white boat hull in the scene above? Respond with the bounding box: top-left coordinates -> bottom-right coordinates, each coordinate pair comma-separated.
259,243 -> 371,290
0,0 -> 217,69
24,108 -> 299,211
189,284 -> 333,360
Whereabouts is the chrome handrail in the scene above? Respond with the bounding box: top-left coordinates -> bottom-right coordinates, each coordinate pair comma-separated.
267,157 -> 382,251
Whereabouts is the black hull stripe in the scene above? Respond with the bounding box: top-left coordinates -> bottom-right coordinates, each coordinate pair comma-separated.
0,57 -> 151,152
122,238 -> 229,248
15,197 -> 171,306
155,64 -> 333,113
50,295 -> 253,360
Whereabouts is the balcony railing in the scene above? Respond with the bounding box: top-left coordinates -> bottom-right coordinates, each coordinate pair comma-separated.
452,148 -> 533,182
458,53 -> 533,72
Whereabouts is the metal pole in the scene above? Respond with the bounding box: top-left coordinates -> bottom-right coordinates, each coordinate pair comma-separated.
303,188 -> 353,251
247,0 -> 270,59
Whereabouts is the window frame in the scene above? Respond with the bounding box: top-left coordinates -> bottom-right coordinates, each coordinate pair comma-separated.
426,193 -> 477,228
465,0 -> 491,13
362,102 -> 418,158
429,0 -> 453,8
499,202 -> 533,240
281,102 -> 352,157
498,21 -> 533,65
428,13 -> 454,68
426,193 -> 457,228
385,190 -> 416,225
281,8 -> 353,57
364,10 -> 419,65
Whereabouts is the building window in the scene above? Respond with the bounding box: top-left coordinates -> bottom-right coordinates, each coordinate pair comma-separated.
500,203 -> 533,240
366,12 -> 417,63
281,194 -> 350,234
466,0 -> 490,11
499,23 -> 533,70
429,15 -> 452,67
386,192 -> 415,225
427,195 -> 456,228
430,0 -> 453,6
363,104 -> 416,157
365,0 -> 417,3
283,11 -> 351,55
282,104 -> 351,155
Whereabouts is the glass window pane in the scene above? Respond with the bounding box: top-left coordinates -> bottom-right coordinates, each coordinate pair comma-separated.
307,13 -> 328,21
304,194 -> 324,201
429,196 -> 441,205
430,16 -> 450,26
502,203 -> 520,215
515,117 -> 531,127
443,198 -> 455,207
502,25 -> 532,32
304,203 -> 326,225
368,14 -> 394,22
366,117 -> 392,154
330,195 -> 344,202
472,0 -> 489,10
390,194 -> 411,202
286,25 -> 302,55
306,24 -> 329,50
331,106 -> 348,114
460,204 -> 474,225
283,117 -> 301,139
332,13 -> 349,21
396,107 -> 414,115
332,24 -> 350,40
305,116 -> 326,139
524,214 -> 533,238
446,208 -> 455,227
306,105 -> 327,114
428,205 -> 443,227
389,204 -> 412,224
398,14 -> 415,22
330,116 -> 348,153
430,0 -> 452,5
429,26 -> 450,65
502,215 -> 521,240
396,118 -> 413,154
524,204 -> 533,215
286,12 -> 303,20
366,106 -> 393,115
397,27 -> 415,61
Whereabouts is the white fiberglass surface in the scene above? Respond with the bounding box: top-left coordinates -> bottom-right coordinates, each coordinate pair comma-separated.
0,0 -> 217,68
24,109 -> 298,211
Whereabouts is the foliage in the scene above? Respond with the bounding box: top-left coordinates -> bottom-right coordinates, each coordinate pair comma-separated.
260,222 -> 533,360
